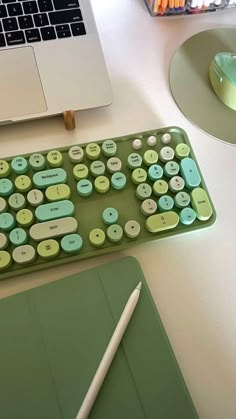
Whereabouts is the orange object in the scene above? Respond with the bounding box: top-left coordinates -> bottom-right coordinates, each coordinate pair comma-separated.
160,0 -> 168,13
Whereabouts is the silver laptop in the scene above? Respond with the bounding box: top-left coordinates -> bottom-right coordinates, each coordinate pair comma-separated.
0,0 -> 112,125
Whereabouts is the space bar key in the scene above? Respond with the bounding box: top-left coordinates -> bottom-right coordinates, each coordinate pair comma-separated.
30,217 -> 78,241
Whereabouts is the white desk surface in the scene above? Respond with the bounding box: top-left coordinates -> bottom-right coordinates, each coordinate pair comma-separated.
0,1 -> 236,418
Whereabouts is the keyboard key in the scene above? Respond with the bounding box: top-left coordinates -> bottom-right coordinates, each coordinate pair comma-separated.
49,9 -> 82,25
34,13 -> 49,27
29,153 -> 46,170
3,17 -> 18,32
107,224 -> 123,243
101,140 -> 117,157
148,164 -> 163,181
12,245 -> 36,264
89,228 -> 105,247
35,200 -> 74,222
15,175 -> 32,193
45,184 -> 71,201
23,1 -> 38,14
131,168 -> 147,184
0,179 -> 14,197
145,211 -> 179,233
61,234 -> 83,253
41,26 -> 56,40
124,220 -> 141,239
30,217 -> 78,241
180,157 -> 201,189
53,0 -> 79,10
2,0 -> 16,3
0,5 -> 7,19
85,143 -> 101,160
0,213 -> 15,231
47,150 -> 63,167
7,3 -> 23,16
6,30 -> 25,45
57,29 -> 71,39
158,195 -> 174,211
76,179 -> 93,197
180,207 -> 196,225
94,176 -> 110,193
39,0 -> 53,12
27,189 -> 44,206
0,233 -> 8,250
0,33 -> 6,47
190,188 -> 213,221
71,21 -> 86,36
9,228 -> 27,246
0,251 -> 11,271
55,24 -> 69,32
16,209 -> 34,227
111,172 -> 126,190
0,161 -> 10,178
8,193 -> 26,210
73,164 -> 88,180
68,146 -> 84,163
11,157 -> 28,175
0,197 -> 8,214
37,239 -> 60,259
18,15 -> 34,30
141,199 -> 157,216
33,168 -> 67,189
136,183 -> 152,200
25,28 -> 41,43
102,208 -> 119,225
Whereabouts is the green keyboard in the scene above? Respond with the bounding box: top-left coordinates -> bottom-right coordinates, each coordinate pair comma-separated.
0,127 -> 216,279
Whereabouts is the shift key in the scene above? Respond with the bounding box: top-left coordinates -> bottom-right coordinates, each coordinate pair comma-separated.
49,9 -> 82,25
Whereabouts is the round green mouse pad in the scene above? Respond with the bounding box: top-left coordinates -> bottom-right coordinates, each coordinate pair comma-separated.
169,28 -> 236,146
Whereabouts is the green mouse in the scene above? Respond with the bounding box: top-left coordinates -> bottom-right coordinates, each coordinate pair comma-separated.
209,52 -> 236,111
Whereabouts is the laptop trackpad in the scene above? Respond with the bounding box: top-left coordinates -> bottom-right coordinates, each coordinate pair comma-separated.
0,47 -> 47,121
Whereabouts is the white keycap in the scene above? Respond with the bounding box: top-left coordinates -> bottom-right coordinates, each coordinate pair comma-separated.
0,197 -> 7,213
124,220 -> 141,238
30,217 -> 78,241
27,189 -> 44,207
69,146 -> 84,163
147,135 -> 157,147
0,232 -> 8,250
159,146 -> 175,162
169,176 -> 185,192
132,139 -> 142,150
161,133 -> 171,144
107,157 -> 122,173
141,199 -> 157,216
12,245 -> 36,264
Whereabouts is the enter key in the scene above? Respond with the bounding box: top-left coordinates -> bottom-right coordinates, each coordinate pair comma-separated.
191,188 -> 213,221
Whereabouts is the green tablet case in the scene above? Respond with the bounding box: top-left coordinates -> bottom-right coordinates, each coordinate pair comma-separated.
0,257 -> 198,419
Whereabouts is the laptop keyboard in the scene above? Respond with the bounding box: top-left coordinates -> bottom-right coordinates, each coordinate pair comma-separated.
0,0 -> 86,48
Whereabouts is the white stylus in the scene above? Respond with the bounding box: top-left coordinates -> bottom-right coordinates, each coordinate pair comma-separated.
75,281 -> 142,419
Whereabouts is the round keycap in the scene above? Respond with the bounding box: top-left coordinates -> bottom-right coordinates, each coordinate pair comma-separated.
143,150 -> 158,166
68,146 -> 84,163
16,209 -> 34,227
27,189 -> 44,206
89,228 -> 105,247
107,157 -> 122,173
8,193 -> 26,210
0,233 -> 8,250
131,168 -> 147,184
147,135 -> 157,147
85,143 -> 101,160
47,150 -> 63,167
45,184 -> 70,202
132,139 -> 142,150
94,176 -> 110,193
0,179 -> 14,197
107,224 -> 123,242
9,228 -> 27,246
0,213 -> 15,231
158,195 -> 174,211
0,197 -> 7,213
127,153 -> 142,169
169,176 -> 185,193
111,172 -> 127,190
175,143 -> 190,159
124,220 -> 141,239
0,160 -> 10,177
37,239 -> 60,258
136,183 -> 152,200
102,208 -> 119,225
0,251 -> 11,270
164,161 -> 180,177
180,207 -> 197,225
148,164 -> 163,181
77,179 -> 93,197
102,140 -> 117,157
61,234 -> 83,253
73,164 -> 89,180
153,180 -> 168,196
141,199 -> 157,216
90,160 -> 106,177
174,191 -> 190,208
161,133 -> 171,144
12,245 -> 36,264
15,175 -> 32,192
29,153 -> 46,171
11,156 -> 28,174
159,146 -> 175,162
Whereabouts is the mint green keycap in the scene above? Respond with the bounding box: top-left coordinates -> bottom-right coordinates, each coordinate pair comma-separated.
111,172 -> 127,190
102,140 -> 117,157
11,156 -> 28,174
29,153 -> 46,170
77,179 -> 93,197
180,208 -> 196,225
127,153 -> 142,169
90,161 -> 106,177
145,211 -> 179,233
102,208 -> 118,225
9,228 -> 27,246
180,158 -> 201,189
8,193 -> 26,210
0,213 -> 15,231
158,195 -> 174,211
175,143 -> 190,159
107,224 -> 123,242
33,168 -> 67,189
61,234 -> 83,253
136,183 -> 152,200
148,165 -> 163,181
191,188 -> 213,220
0,179 -> 14,196
164,161 -> 179,177
35,200 -> 74,221
174,191 -> 190,208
